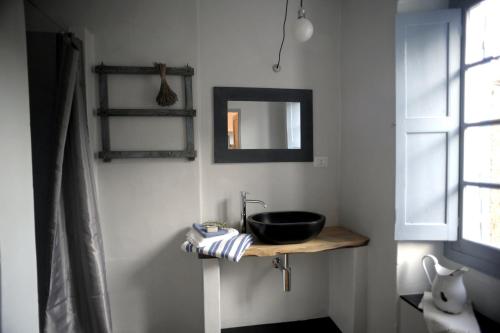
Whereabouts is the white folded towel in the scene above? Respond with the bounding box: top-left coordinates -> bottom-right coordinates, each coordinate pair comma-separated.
419,292 -> 480,333
181,233 -> 254,262
186,228 -> 239,248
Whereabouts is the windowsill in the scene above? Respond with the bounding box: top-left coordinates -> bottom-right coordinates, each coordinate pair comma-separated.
444,240 -> 500,279
400,294 -> 500,333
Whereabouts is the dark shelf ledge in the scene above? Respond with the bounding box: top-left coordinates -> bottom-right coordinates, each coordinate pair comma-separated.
98,150 -> 196,160
400,294 -> 500,333
93,64 -> 194,76
97,108 -> 196,117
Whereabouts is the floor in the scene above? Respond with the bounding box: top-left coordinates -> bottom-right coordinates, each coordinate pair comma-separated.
221,317 -> 342,333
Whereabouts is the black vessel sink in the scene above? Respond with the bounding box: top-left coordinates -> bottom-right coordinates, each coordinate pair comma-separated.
247,211 -> 325,245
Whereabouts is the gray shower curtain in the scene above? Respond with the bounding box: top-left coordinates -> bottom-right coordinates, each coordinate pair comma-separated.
40,33 -> 112,333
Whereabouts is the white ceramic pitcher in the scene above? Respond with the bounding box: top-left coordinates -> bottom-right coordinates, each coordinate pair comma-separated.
422,254 -> 469,314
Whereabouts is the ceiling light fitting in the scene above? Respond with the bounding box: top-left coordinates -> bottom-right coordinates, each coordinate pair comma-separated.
273,0 -> 314,73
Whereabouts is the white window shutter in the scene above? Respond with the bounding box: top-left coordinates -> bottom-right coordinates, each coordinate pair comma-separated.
395,9 -> 461,241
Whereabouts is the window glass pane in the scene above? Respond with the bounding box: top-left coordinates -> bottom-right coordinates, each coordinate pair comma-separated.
464,59 -> 500,123
465,0 -> 500,64
463,186 -> 500,250
464,125 -> 500,184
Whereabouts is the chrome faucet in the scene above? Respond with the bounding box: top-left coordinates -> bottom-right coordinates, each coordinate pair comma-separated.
240,191 -> 267,233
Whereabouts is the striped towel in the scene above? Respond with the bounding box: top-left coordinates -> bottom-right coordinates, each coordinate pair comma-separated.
181,234 -> 254,262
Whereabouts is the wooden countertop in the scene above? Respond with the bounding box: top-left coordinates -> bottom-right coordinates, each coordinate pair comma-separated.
244,226 -> 369,257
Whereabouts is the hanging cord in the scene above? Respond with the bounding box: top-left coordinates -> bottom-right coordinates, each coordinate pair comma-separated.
25,0 -> 67,32
273,0 -> 289,72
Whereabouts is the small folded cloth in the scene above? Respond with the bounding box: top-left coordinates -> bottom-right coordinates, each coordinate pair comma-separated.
181,233 -> 254,263
192,223 -> 227,237
419,292 -> 480,333
186,227 -> 239,248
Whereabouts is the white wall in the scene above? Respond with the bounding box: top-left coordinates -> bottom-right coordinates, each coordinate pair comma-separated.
90,2 -> 204,331
32,0 -> 341,331
19,0 -> 500,331
31,1 -> 204,332
333,0 -> 398,332
329,247 -> 368,333
198,0 -> 341,327
0,0 -> 40,331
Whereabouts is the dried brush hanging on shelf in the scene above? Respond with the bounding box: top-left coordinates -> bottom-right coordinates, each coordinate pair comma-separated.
156,63 -> 178,106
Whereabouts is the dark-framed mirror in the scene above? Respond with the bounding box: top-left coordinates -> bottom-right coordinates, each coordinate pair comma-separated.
213,87 -> 313,163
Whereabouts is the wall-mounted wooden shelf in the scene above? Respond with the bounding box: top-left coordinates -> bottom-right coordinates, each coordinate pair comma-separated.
97,108 -> 196,117
98,150 -> 196,160
199,226 -> 369,333
244,226 -> 369,257
94,63 -> 196,162
94,64 -> 194,76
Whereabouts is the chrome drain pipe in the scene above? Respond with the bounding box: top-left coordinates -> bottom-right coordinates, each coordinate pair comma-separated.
272,254 -> 291,292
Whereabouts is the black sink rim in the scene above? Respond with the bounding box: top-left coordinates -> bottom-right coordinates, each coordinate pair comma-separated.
247,211 -> 325,226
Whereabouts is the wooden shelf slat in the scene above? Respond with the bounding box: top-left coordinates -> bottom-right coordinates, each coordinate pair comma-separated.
244,226 -> 369,257
98,150 -> 197,160
93,64 -> 194,76
97,108 -> 196,117
95,63 -> 196,162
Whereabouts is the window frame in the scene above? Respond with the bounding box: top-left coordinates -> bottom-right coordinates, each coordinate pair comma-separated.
445,0 -> 500,278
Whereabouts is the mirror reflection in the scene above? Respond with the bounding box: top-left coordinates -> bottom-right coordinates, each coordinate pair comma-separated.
227,101 -> 301,150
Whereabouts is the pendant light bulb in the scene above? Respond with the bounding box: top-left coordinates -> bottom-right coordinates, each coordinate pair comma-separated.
294,8 -> 313,42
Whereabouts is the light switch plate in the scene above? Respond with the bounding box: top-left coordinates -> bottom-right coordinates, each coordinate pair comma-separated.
313,156 -> 328,168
